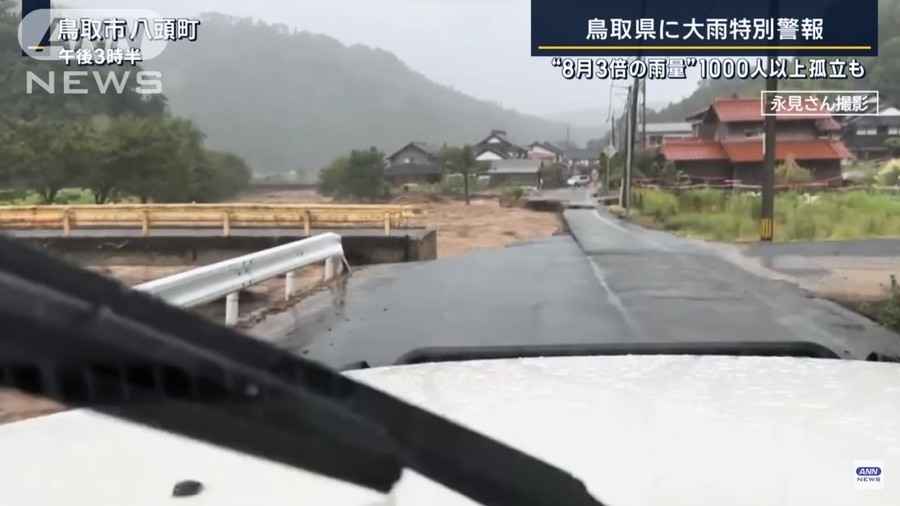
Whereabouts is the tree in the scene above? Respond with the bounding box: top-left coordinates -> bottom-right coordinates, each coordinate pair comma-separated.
115,116 -> 204,203
318,156 -> 349,197
317,148 -> 386,200
440,144 -> 479,205
188,149 -> 252,202
885,137 -> 900,158
2,119 -> 100,203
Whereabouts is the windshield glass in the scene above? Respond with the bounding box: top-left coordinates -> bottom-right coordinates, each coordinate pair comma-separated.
1,0 -> 899,504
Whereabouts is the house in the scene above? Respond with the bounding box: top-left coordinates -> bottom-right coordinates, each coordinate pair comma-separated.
564,147 -> 598,169
527,141 -> 564,162
661,97 -> 852,185
643,122 -> 693,148
474,130 -> 528,161
487,159 -> 543,187
842,106 -> 900,160
384,141 -> 443,185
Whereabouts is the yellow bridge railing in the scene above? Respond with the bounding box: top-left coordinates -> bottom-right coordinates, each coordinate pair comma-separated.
0,203 -> 422,237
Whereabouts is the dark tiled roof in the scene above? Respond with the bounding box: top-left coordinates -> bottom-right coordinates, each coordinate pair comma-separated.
384,162 -> 442,177
475,131 -> 527,156
386,142 -> 440,162
411,141 -> 441,157
529,141 -> 564,155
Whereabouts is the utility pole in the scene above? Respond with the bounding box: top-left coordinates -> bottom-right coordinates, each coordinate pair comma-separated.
606,108 -> 614,193
641,79 -> 647,150
760,0 -> 779,241
622,82 -> 638,211
761,76 -> 777,241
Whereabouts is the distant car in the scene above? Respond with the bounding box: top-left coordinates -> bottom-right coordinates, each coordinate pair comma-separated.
567,175 -> 590,187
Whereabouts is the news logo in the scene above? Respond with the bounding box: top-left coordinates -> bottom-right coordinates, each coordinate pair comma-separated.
855,461 -> 884,490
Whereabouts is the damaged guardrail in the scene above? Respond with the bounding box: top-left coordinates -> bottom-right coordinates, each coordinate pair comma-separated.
136,232 -> 348,325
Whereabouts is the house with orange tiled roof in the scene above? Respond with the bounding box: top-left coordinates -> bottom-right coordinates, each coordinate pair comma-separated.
660,97 -> 852,185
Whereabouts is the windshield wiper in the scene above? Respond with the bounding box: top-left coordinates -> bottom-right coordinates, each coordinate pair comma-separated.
0,235 -> 604,506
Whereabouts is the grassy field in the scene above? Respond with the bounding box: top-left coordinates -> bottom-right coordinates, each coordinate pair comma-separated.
0,188 -> 99,205
633,188 -> 900,242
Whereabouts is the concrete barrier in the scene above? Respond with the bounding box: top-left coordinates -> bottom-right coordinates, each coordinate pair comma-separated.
14,229 -> 437,267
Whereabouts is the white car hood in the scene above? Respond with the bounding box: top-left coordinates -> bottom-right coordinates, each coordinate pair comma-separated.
2,355 -> 899,506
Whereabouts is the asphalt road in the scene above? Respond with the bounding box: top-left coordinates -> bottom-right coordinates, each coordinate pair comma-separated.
251,207 -> 900,368
564,209 -> 900,359
525,187 -> 597,208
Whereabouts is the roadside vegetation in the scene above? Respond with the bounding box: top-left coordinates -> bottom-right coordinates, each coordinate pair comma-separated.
838,276 -> 900,335
0,117 -> 252,204
318,148 -> 390,200
633,185 -> 900,242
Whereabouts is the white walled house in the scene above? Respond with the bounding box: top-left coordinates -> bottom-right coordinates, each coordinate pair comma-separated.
473,129 -> 528,161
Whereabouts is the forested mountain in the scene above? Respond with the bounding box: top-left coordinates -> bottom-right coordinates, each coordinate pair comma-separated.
0,0 -> 251,204
150,13 -> 572,178
650,0 -> 900,122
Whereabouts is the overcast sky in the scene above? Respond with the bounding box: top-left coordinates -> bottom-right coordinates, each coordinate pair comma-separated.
68,0 -> 700,121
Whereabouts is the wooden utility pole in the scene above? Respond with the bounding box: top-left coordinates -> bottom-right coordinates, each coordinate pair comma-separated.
622,82 -> 639,211
761,77 -> 777,241
760,0 -> 779,241
641,79 -> 647,150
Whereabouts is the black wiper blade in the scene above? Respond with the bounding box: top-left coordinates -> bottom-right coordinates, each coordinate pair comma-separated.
0,236 -> 605,506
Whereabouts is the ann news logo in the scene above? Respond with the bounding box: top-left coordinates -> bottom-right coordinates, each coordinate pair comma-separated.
17,0 -> 196,95
854,461 -> 884,490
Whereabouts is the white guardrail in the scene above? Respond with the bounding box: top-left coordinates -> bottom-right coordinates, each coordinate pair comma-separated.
136,232 -> 348,326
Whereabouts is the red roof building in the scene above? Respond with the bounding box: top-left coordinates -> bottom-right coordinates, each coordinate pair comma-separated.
662,98 -> 851,184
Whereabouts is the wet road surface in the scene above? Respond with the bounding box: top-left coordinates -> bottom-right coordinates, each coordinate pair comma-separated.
251,208 -> 900,368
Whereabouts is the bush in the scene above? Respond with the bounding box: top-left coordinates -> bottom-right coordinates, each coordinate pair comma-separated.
876,159 -> 900,186
877,277 -> 900,332
637,189 -> 679,221
677,188 -> 725,213
318,149 -> 387,200
775,156 -> 813,185
663,212 -> 755,241
843,161 -> 880,185
501,186 -> 525,200
188,150 -> 252,202
637,189 -> 900,242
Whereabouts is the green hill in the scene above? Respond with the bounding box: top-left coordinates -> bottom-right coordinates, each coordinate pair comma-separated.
150,13 -> 573,178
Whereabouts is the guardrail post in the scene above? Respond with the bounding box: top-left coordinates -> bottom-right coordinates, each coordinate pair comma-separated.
323,256 -> 335,282
62,209 -> 71,237
223,212 -> 231,238
225,292 -> 239,326
336,256 -> 344,275
384,212 -> 391,236
140,211 -> 150,237
303,211 -> 311,236
285,271 -> 296,300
